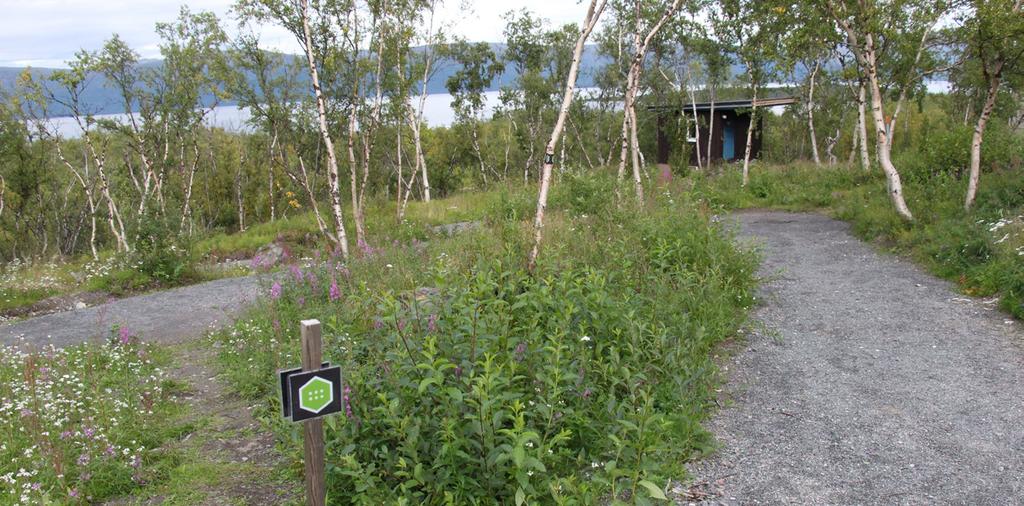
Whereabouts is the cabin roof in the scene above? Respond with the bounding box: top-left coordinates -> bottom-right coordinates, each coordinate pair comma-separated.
648,96 -> 798,113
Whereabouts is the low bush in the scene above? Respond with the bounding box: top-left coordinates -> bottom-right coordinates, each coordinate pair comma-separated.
211,188 -> 759,504
130,217 -> 196,286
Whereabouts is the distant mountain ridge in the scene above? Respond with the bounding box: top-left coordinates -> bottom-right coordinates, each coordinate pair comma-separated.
0,44 -> 613,118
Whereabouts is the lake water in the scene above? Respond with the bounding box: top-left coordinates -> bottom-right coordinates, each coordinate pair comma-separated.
44,90 -> 507,138
43,82 -> 952,138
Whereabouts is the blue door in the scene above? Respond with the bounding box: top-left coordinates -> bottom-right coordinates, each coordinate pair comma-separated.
722,124 -> 735,160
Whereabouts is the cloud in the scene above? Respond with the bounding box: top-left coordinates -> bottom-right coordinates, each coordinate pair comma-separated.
0,0 -> 596,68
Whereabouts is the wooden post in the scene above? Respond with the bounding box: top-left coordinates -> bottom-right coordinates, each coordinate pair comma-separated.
300,319 -> 326,506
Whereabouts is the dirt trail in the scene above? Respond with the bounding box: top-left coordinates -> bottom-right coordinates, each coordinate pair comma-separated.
0,275 -> 295,503
1,276 -> 260,348
684,211 -> 1024,505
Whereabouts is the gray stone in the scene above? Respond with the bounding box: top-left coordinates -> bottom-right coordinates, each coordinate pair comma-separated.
430,221 -> 482,237
252,242 -> 286,268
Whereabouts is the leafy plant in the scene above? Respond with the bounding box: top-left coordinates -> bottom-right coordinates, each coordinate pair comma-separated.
211,188 -> 759,504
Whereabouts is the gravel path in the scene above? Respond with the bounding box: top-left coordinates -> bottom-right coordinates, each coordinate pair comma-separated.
1,276 -> 261,348
687,211 -> 1024,505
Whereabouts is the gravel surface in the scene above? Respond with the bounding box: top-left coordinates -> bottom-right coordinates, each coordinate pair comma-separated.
1,276 -> 261,348
686,211 -> 1024,505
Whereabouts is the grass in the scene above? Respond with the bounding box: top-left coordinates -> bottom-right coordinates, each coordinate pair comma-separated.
691,162 -> 1024,318
0,329 -> 193,504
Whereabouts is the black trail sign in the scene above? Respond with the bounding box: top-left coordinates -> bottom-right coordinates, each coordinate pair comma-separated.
285,365 -> 343,422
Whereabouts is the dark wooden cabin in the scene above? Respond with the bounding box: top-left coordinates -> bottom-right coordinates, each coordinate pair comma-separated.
651,97 -> 796,166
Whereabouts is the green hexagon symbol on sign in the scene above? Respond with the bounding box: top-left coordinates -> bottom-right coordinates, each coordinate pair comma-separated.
298,376 -> 333,414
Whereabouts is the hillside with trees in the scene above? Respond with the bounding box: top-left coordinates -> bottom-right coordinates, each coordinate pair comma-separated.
1,0 -> 1022,503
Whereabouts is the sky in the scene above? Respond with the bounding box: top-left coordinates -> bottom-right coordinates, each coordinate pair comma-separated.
0,0 -> 594,68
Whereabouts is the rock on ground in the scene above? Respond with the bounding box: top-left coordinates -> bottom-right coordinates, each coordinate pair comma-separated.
683,211 -> 1024,505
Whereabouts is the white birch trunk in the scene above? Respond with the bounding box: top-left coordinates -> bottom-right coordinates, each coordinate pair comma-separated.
686,70 -> 703,170
863,35 -> 913,220
707,93 -> 715,166
180,141 -> 200,235
834,11 -> 913,220
741,84 -> 757,186
965,63 -> 1003,210
857,82 -> 870,171
300,0 -> 350,258
528,0 -> 606,271
807,61 -> 821,166
617,0 -> 682,199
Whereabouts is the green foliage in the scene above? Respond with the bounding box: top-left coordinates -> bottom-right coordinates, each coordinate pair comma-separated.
485,186 -> 536,224
131,216 -> 196,286
549,172 -> 616,217
211,183 -> 758,504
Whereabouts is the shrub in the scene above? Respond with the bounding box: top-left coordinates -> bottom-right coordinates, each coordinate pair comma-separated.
130,217 -> 195,286
550,172 -> 616,217
212,194 -> 759,504
485,187 -> 535,224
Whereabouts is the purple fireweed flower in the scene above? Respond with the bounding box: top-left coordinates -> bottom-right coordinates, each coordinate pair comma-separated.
83,427 -> 95,438
329,278 -> 341,302
427,314 -> 438,333
20,408 -> 33,418
514,342 -> 527,361
290,265 -> 303,283
77,453 -> 90,466
31,483 -> 41,491
342,384 -> 354,419
357,238 -> 377,257
249,255 -> 262,269
118,326 -> 132,345
69,489 -> 79,498
104,445 -> 116,457
270,282 -> 282,300
306,271 -> 318,290
373,319 -> 383,330
61,431 -> 72,440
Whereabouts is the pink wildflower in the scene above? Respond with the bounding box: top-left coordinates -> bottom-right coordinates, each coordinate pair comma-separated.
329,278 -> 341,302
118,326 -> 132,345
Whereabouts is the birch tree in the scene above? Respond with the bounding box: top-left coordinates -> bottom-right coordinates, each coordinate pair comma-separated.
446,40 -> 505,184
30,59 -> 131,251
822,0 -> 947,221
227,26 -> 304,224
528,0 -> 607,271
236,0 -> 351,258
961,0 -> 1024,210
615,0 -> 683,201
718,0 -> 777,186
